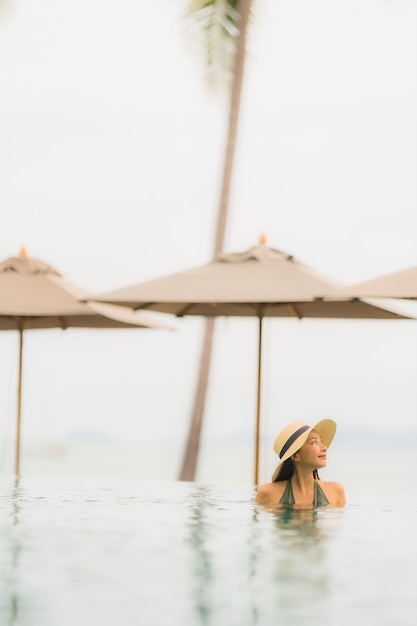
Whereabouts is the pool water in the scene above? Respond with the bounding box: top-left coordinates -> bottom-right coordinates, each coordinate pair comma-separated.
0,474 -> 416,626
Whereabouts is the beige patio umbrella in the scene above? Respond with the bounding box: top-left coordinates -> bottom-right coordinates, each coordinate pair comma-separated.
93,239 -> 414,484
324,264 -> 417,300
0,249 -> 171,477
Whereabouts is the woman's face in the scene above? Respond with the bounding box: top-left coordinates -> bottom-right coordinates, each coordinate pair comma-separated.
296,430 -> 328,470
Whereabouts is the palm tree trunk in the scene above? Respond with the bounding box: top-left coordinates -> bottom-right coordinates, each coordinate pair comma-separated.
179,0 -> 253,481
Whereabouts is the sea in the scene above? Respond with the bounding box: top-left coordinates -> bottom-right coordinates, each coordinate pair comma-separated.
0,440 -> 416,626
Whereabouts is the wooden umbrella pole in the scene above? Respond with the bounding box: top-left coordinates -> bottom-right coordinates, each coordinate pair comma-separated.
254,314 -> 263,485
15,327 -> 23,478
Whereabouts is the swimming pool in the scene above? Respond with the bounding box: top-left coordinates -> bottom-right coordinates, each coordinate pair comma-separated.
0,474 -> 415,626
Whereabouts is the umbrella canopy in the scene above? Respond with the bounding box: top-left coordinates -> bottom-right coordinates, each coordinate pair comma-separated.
0,250 -> 171,477
94,241 -> 414,484
324,264 -> 417,300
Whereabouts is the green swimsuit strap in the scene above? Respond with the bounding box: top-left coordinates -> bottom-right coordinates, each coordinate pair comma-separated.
313,481 -> 329,507
279,480 -> 295,505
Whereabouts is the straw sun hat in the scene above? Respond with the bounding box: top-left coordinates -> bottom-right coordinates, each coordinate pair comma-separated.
271,419 -> 337,482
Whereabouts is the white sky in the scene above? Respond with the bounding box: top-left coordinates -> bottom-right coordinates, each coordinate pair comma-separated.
0,0 -> 416,479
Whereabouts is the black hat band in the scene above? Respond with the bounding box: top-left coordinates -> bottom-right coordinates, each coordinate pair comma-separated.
279,425 -> 310,458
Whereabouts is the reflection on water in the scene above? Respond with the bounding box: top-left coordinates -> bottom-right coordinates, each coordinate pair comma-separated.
273,504 -> 320,528
0,477 -> 415,626
185,485 -> 262,626
186,486 -> 213,625
273,507 -> 330,622
184,489 -> 342,626
1,484 -> 22,626
249,505 -> 340,625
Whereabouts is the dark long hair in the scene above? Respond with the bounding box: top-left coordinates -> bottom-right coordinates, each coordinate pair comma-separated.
275,458 -> 294,482
273,458 -> 320,482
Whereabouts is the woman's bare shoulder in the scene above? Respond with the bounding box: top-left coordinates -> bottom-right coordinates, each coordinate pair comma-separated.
255,481 -> 286,504
319,480 -> 346,506
322,480 -> 345,493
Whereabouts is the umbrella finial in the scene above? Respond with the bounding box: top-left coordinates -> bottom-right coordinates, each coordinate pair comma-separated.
19,246 -> 27,257
259,233 -> 266,245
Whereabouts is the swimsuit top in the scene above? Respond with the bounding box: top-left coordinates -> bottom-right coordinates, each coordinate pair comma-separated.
279,480 -> 329,507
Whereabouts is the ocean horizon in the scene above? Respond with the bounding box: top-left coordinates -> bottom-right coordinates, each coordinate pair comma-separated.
1,432 -> 416,497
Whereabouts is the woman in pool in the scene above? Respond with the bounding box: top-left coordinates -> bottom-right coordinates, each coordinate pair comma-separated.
255,419 -> 346,507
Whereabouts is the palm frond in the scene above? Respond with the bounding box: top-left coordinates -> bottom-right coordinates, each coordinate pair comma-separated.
185,0 -> 250,87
